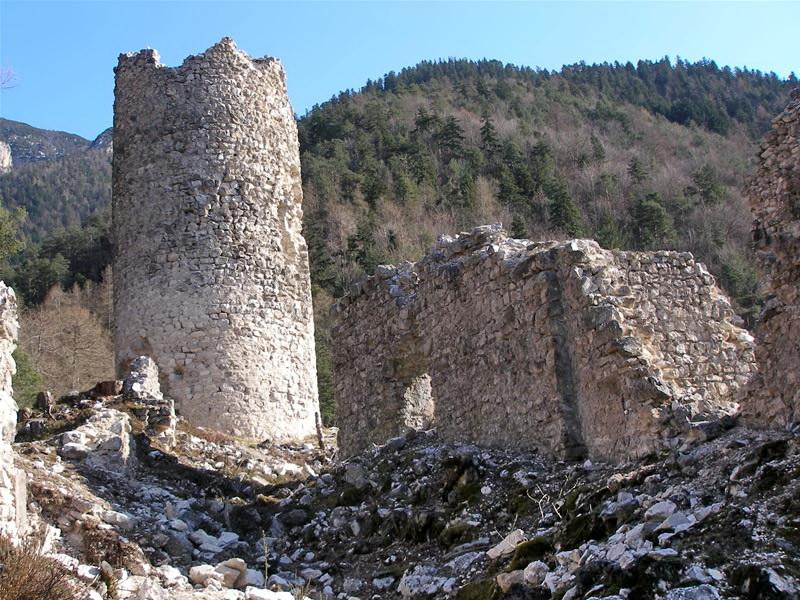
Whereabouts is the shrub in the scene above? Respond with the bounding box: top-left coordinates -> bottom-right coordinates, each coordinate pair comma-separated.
11,348 -> 42,409
0,532 -> 85,600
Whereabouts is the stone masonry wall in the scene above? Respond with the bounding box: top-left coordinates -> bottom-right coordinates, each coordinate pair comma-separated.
333,225 -> 756,461
0,281 -> 25,539
112,38 -> 318,441
744,90 -> 800,427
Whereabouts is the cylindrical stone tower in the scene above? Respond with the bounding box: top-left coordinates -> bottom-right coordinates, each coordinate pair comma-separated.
112,38 -> 318,441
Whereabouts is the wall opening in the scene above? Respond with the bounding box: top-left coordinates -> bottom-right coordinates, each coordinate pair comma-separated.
387,341 -> 435,435
399,372 -> 434,432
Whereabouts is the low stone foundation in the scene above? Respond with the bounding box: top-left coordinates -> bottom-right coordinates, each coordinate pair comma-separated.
333,226 -> 756,461
0,281 -> 25,539
744,90 -> 800,428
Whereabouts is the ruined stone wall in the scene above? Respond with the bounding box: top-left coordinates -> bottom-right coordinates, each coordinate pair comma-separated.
333,226 -> 756,461
744,90 -> 800,427
0,282 -> 25,539
112,38 -> 318,441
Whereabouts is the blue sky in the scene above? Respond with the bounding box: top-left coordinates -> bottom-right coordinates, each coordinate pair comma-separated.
1,1 -> 798,140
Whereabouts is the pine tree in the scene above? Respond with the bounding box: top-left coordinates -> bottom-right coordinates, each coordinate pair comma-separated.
687,164 -> 725,204
413,107 -> 437,134
509,214 -> 527,238
480,113 -> 500,155
594,212 -> 626,249
628,157 -> 649,184
545,175 -> 584,237
590,134 -> 606,163
436,116 -> 465,159
633,192 -> 674,247
0,201 -> 24,265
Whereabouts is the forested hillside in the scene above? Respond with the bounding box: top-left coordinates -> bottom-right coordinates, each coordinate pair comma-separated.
299,58 -> 795,319
0,57 -> 795,413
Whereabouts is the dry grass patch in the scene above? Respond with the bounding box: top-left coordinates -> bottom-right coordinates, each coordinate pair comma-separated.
0,532 -> 85,600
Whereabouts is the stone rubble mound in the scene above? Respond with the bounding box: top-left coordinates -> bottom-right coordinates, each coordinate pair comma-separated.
8,383 -> 799,599
12,375 -> 328,600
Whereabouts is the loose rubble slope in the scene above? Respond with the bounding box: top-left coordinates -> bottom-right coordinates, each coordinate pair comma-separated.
11,387 -> 800,600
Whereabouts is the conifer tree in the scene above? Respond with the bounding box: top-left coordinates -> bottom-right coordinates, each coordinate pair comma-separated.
628,157 -> 649,184
510,214 -> 527,238
480,113 -> 500,155
633,192 -> 675,247
436,116 -> 465,159
590,134 -> 606,163
545,175 -> 584,237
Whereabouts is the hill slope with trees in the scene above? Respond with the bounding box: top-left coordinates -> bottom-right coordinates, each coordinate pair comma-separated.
0,56 -> 796,417
299,57 -> 795,315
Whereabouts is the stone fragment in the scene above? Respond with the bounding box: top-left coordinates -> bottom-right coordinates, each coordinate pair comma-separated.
523,560 -> 548,586
60,442 -> 90,460
216,558 -> 247,588
189,564 -> 223,587
645,500 -> 677,521
244,569 -> 265,588
445,551 -> 482,573
486,529 -> 526,559
244,589 -> 298,600
496,570 -> 524,592
92,380 -> 123,397
373,576 -> 395,590
214,564 -> 241,588
218,531 -> 240,547
102,509 -> 136,531
397,565 -> 454,598
665,584 -> 721,600
36,391 -> 54,414
156,564 -> 185,587
656,511 -> 694,532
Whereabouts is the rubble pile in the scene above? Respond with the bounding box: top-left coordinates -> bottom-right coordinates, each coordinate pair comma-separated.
9,384 -> 799,599
13,382 -> 331,600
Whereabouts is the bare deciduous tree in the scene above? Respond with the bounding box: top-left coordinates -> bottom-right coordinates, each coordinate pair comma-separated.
19,284 -> 114,397
0,66 -> 17,90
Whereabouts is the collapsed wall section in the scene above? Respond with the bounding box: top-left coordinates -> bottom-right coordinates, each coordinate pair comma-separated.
0,282 -> 25,539
112,38 -> 318,441
744,90 -> 800,427
333,225 -> 756,461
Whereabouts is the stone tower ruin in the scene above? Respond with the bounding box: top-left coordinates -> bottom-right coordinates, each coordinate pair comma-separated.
112,38 -> 318,441
744,89 -> 800,427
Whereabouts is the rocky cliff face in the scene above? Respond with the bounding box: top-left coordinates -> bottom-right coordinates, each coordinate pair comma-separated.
0,141 -> 12,174
89,127 -> 113,156
0,117 -> 91,164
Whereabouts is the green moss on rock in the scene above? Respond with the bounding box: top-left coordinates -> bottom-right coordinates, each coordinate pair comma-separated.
507,537 -> 553,571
